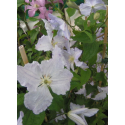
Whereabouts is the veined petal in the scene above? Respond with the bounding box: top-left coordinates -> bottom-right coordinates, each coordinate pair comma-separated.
50,69 -> 73,95
79,3 -> 92,16
17,111 -> 24,125
80,114 -> 88,125
81,108 -> 99,117
24,85 -> 53,114
68,112 -> 86,125
35,35 -> 53,51
17,61 -> 41,91
70,108 -> 88,115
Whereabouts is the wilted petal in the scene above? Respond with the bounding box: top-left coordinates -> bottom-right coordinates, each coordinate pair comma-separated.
17,61 -> 41,91
35,35 -> 53,51
50,69 -> 73,95
68,112 -> 86,125
17,111 -> 24,125
24,85 -> 53,114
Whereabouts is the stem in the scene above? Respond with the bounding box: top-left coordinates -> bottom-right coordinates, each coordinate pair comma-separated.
96,33 -> 104,39
17,32 -> 20,47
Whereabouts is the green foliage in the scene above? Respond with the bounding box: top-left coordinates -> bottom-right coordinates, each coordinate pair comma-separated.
18,104 -> 45,125
30,29 -> 39,43
80,68 -> 91,85
82,42 -> 99,61
17,0 -> 25,8
49,91 -> 64,111
66,8 -> 76,17
28,17 -> 39,22
68,118 -> 75,125
75,16 -> 84,30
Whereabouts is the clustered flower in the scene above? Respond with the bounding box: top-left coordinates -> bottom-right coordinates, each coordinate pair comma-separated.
17,0 -> 108,124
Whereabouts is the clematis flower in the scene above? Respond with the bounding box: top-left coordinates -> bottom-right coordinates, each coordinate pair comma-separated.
38,7 -> 53,20
75,81 -> 94,99
62,48 -> 89,71
17,111 -> 24,125
48,13 -> 70,40
35,34 -> 69,52
68,103 -> 99,125
55,109 -> 66,122
79,0 -> 106,16
25,0 -> 45,17
92,86 -> 108,100
17,57 -> 73,114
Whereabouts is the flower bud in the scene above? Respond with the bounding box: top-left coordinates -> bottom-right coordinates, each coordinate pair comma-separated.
66,1 -> 79,10
94,12 -> 100,20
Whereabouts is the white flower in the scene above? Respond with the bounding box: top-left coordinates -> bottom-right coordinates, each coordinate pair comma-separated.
35,34 -> 69,52
62,48 -> 89,71
17,57 -> 73,114
55,109 -> 66,122
48,13 -> 70,40
92,86 -> 108,100
75,81 -> 94,99
68,103 -> 99,125
96,28 -> 104,41
17,111 -> 24,125
79,0 -> 106,16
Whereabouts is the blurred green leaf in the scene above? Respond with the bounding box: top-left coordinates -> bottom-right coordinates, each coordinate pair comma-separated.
66,8 -> 76,17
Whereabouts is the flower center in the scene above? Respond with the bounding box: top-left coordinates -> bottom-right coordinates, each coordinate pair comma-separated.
34,4 -> 39,8
69,56 -> 74,63
39,75 -> 52,87
51,41 -> 58,47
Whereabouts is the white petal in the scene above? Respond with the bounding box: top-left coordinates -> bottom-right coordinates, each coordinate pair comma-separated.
81,108 -> 99,117
35,35 -> 53,51
70,102 -> 82,110
50,69 -> 73,95
71,62 -> 74,71
75,84 -> 86,96
17,111 -> 24,125
80,115 -> 88,125
92,92 -> 107,100
24,85 -> 53,114
17,61 -> 41,91
80,62 -> 89,70
55,109 -> 66,122
68,112 -> 86,125
79,3 -> 92,16
74,48 -> 82,60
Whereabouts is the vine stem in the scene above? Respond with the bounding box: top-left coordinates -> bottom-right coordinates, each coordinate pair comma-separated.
99,6 -> 108,87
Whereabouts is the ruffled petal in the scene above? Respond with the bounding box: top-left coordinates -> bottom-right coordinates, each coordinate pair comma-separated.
17,61 -> 41,91
50,69 -> 73,95
35,35 -> 53,51
24,85 -> 53,114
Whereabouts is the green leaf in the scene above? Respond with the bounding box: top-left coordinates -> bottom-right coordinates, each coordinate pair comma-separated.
66,8 -> 76,17
75,16 -> 84,30
88,54 -> 97,65
30,29 -> 39,43
71,31 -> 93,43
17,93 -> 24,106
49,92 -> 64,111
82,42 -> 99,61
17,104 -> 45,125
28,17 -> 38,22
53,30 -> 58,37
68,118 -> 75,125
95,72 -> 107,84
80,69 -> 91,85
17,0 -> 25,8
70,81 -> 81,90
85,83 -> 97,95
41,28 -> 47,35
